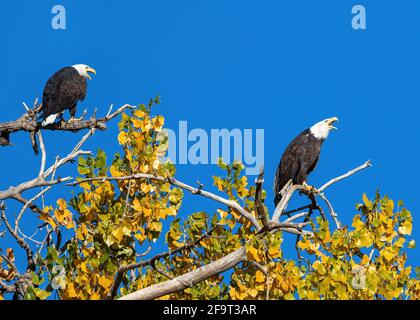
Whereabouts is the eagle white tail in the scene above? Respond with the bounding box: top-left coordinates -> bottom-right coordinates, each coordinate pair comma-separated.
41,114 -> 58,126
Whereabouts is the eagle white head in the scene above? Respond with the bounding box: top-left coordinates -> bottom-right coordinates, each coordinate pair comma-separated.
72,64 -> 96,80
310,117 -> 339,140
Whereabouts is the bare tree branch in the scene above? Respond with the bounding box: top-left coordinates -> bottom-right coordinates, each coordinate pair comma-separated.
0,203 -> 35,271
68,173 -> 263,232
272,161 -> 372,223
0,103 -> 133,147
318,160 -> 372,192
254,167 -> 270,230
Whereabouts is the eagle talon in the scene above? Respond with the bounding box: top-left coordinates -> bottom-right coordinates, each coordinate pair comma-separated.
67,116 -> 83,124
302,182 -> 319,194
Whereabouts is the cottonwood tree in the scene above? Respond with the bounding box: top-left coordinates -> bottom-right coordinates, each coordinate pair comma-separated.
0,97 -> 419,300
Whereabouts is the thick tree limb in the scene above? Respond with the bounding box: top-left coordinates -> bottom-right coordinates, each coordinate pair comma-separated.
118,246 -> 247,300
0,103 -> 133,147
108,225 -> 220,299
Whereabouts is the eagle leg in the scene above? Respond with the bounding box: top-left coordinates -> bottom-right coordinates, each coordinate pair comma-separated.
58,113 -> 66,125
67,104 -> 83,123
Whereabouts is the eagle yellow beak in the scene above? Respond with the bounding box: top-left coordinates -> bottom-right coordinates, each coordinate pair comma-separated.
86,67 -> 96,80
327,117 -> 339,130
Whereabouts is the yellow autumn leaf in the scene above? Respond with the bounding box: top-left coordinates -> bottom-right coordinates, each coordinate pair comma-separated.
352,215 -> 365,230
153,115 -> 165,131
66,283 -> 78,299
79,182 -> 91,190
381,248 -> 395,261
152,159 -> 160,170
135,232 -> 146,243
394,238 -> 406,248
357,230 -> 373,248
312,260 -> 321,271
76,224 -> 87,240
110,165 -> 124,177
143,207 -> 152,217
90,292 -> 101,300
361,254 -> 370,265
246,246 -> 260,262
140,164 -> 149,173
268,246 -> 281,259
112,227 -> 125,242
132,198 -> 142,212
408,240 -> 416,248
141,183 -> 152,194
57,198 -> 67,211
398,220 -> 412,235
134,109 -> 145,118
132,119 -> 143,129
118,131 -> 127,145
98,276 -> 113,289
6,248 -> 14,263
255,270 -> 265,283
217,209 -> 228,220
362,193 -> 372,208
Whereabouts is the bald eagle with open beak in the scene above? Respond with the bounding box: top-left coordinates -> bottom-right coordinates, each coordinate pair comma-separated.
40,64 -> 96,126
273,117 -> 338,207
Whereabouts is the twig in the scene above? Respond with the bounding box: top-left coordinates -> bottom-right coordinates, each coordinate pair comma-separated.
254,167 -> 270,229
318,160 -> 372,192
1,205 -> 35,271
15,186 -> 51,232
316,192 -> 341,229
283,212 -> 310,224
37,131 -> 46,177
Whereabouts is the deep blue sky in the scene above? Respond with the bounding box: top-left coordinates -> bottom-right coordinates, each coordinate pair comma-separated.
0,0 -> 419,283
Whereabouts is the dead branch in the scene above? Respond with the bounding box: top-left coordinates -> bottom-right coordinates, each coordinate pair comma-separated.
0,103 -> 133,147
0,203 -> 35,271
68,173 -> 263,232
118,246 -> 247,300
272,161 -> 372,223
254,167 -> 271,230
318,160 -> 372,192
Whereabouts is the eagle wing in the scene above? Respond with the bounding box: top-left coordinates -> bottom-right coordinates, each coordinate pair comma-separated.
274,130 -> 323,206
42,67 -> 87,119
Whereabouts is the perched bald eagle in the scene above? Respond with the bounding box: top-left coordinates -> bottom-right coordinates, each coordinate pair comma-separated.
273,117 -> 338,207
40,64 -> 96,126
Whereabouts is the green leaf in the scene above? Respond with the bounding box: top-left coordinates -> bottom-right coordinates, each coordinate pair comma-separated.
34,288 -> 51,300
95,149 -> 107,169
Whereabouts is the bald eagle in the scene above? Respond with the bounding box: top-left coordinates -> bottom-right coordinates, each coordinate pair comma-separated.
40,64 -> 96,126
273,117 -> 338,207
